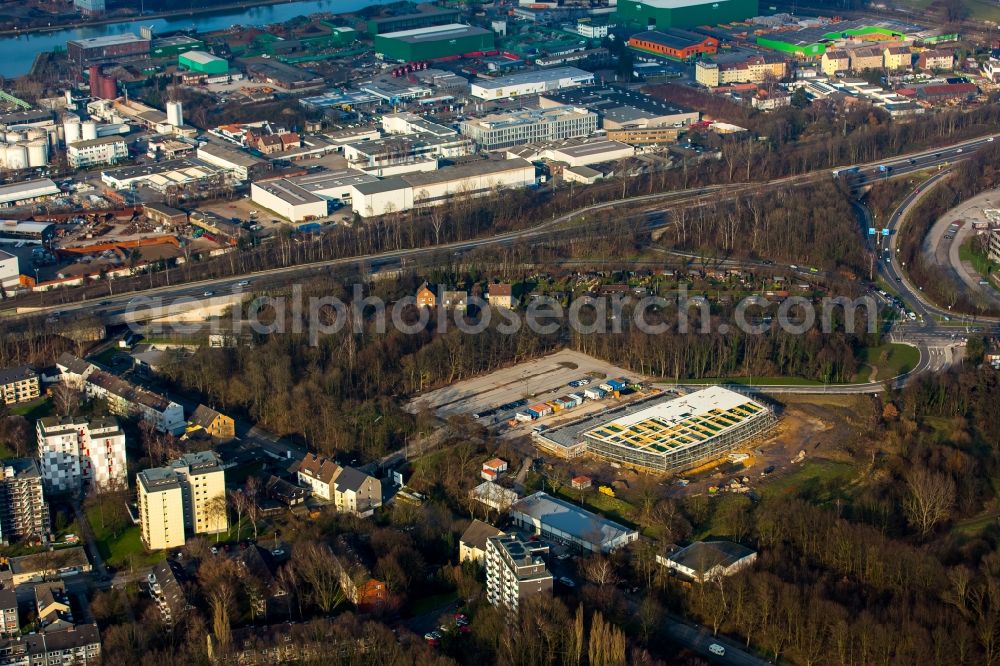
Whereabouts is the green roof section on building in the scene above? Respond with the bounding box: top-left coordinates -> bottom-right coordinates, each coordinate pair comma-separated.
755,36 -> 826,57
151,35 -> 204,58
616,0 -> 758,30
367,6 -> 460,35
375,23 -> 495,62
754,18 -> 925,58
178,50 -> 229,75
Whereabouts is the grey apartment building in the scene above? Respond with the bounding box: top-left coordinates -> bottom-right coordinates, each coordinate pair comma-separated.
485,534 -> 553,614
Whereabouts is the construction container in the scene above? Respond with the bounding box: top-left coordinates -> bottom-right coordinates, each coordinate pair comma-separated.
530,403 -> 553,417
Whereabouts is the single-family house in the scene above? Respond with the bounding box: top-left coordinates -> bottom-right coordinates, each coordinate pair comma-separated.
656,540 -> 757,582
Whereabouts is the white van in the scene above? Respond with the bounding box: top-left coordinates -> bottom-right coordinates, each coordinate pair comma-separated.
708,643 -> 725,656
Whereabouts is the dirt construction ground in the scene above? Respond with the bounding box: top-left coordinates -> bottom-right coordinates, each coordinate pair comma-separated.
666,393 -> 870,496
407,349 -> 640,420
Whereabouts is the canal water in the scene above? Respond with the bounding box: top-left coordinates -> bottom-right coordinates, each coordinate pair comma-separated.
0,0 -> 392,78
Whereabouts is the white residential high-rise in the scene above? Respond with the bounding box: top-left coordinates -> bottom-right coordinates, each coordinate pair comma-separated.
36,416 -> 126,494
485,535 -> 553,614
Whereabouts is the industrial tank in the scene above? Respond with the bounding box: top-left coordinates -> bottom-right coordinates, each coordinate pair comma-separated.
26,141 -> 48,168
63,121 -> 82,145
3,144 -> 28,170
81,121 -> 98,141
166,101 -> 183,127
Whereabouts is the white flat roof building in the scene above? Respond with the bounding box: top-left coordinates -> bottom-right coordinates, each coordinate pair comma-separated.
289,169 -> 379,203
0,249 -> 19,292
0,179 -> 59,207
381,112 -> 456,137
542,138 -> 635,167
510,491 -> 638,553
251,179 -> 328,222
67,136 -> 128,169
471,66 -> 595,100
196,143 -> 267,181
349,157 -> 536,217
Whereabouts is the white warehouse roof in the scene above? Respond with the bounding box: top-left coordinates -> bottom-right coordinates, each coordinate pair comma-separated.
180,50 -> 226,65
0,179 -> 60,206
472,67 -> 593,91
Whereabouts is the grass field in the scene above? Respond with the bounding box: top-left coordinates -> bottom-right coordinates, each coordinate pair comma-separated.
959,237 -> 997,279
553,486 -> 637,529
859,343 -> 921,379
406,590 -> 457,617
760,459 -> 858,504
11,396 -> 53,421
85,506 -> 161,569
952,510 -> 1000,537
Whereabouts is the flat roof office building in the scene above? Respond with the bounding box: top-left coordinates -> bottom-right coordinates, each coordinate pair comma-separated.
538,386 -> 776,473
460,106 -> 598,151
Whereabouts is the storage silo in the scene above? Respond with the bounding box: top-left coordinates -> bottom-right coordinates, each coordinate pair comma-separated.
5,130 -> 25,144
26,141 -> 48,168
26,128 -> 47,141
166,101 -> 183,127
64,120 -> 82,145
81,121 -> 98,141
4,144 -> 28,170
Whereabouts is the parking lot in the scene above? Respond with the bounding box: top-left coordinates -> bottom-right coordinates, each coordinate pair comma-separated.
407,350 -> 640,421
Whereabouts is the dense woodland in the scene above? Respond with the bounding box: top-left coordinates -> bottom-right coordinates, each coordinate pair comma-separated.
658,179 -> 867,270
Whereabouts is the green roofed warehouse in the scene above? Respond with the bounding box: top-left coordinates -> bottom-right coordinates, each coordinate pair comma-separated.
375,24 -> 495,62
617,0 -> 759,30
178,51 -> 228,75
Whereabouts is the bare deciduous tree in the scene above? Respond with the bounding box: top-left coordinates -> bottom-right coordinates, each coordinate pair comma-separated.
902,468 -> 956,537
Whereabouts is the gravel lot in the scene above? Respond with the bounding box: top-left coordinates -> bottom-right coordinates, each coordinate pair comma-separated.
407,349 -> 640,420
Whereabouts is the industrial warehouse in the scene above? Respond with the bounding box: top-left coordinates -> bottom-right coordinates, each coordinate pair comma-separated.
510,491 -> 639,553
535,386 -> 776,473
374,23 -> 495,62
616,0 -> 760,30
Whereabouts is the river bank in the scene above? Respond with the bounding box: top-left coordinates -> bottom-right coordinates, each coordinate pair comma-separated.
0,0 -> 391,78
0,0 -> 389,37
